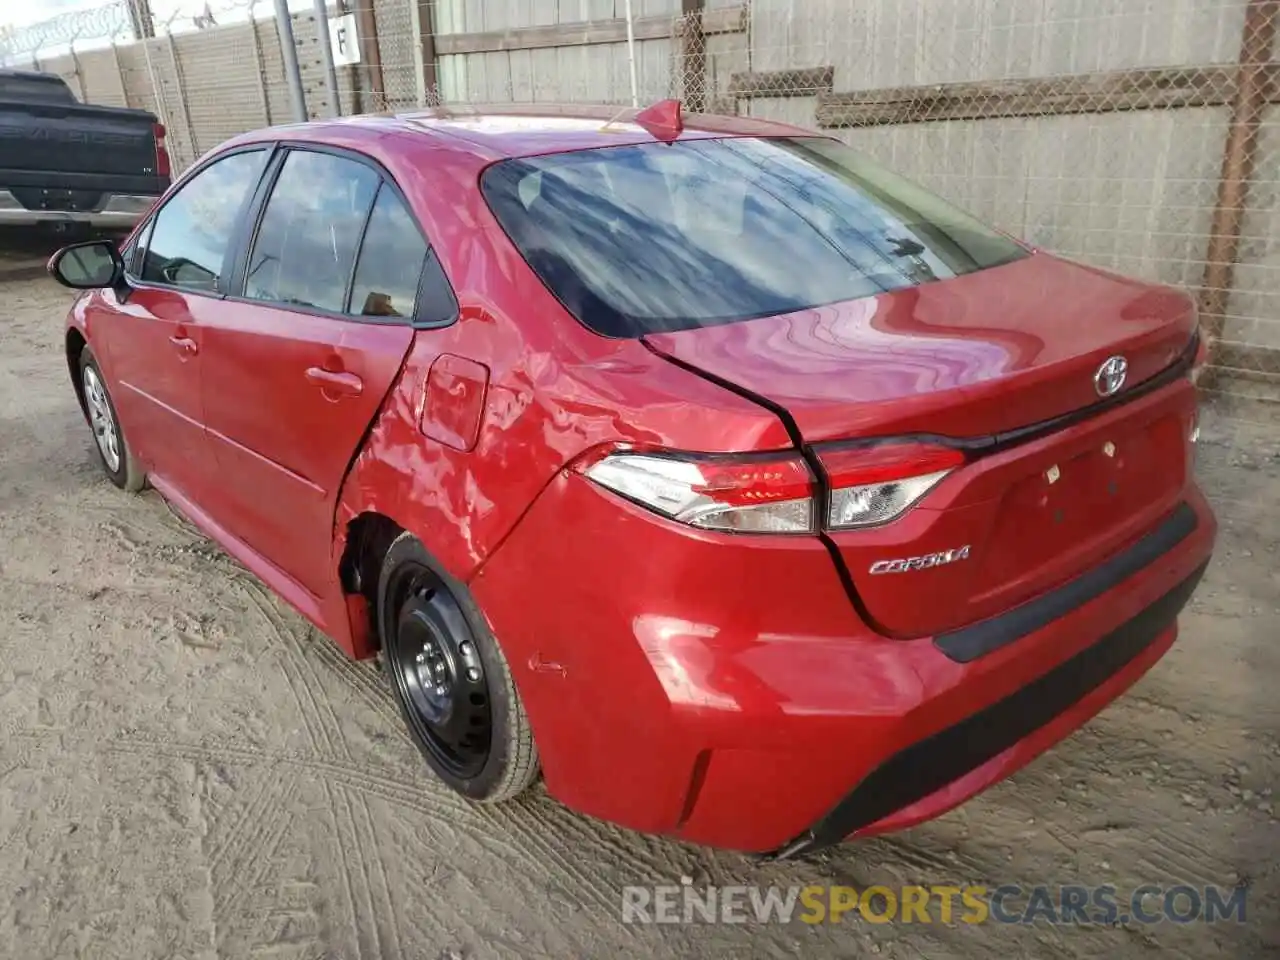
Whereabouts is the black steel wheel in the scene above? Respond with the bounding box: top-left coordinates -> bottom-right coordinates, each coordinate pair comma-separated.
378,532 -> 539,800
385,563 -> 492,779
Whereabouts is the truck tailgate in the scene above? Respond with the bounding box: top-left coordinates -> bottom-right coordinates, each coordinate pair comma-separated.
0,99 -> 160,181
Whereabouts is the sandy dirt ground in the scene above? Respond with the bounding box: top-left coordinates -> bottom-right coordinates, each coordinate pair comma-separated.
0,273 -> 1276,959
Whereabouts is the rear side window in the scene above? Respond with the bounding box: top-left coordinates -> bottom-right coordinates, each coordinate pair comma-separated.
140,149 -> 266,291
481,137 -> 1028,337
244,150 -> 379,312
349,184 -> 427,318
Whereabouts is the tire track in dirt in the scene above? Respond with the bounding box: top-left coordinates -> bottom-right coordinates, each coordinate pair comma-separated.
285,635 -> 404,960
288,627 -> 358,764
1134,827 -> 1235,890
448,797 -> 650,922
306,638 -> 408,743
208,765 -> 286,878
235,576 -> 403,757
271,637 -> 330,759
225,563 -> 624,944
830,833 -> 993,889
113,727 -> 647,929
108,734 -> 448,816
114,713 -> 681,929
236,581 -> 336,759
235,576 -> 415,960
254,584 -> 561,949
323,780 -> 379,960
349,791 -> 406,960
220,775 -> 304,918
212,773 -> 301,911
294,644 -> 412,960
205,536 -> 589,921
185,760 -> 219,960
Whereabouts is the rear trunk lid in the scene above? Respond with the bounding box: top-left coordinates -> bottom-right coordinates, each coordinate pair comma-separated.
643,253 -> 1195,441
645,253 -> 1200,638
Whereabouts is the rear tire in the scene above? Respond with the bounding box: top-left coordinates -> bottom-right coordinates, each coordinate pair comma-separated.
377,532 -> 539,802
79,347 -> 145,493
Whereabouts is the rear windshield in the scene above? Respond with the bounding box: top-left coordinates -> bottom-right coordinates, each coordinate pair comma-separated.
481,136 -> 1028,337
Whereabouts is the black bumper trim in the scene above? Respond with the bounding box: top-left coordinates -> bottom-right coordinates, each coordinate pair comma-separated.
775,560 -> 1208,860
935,502 -> 1198,663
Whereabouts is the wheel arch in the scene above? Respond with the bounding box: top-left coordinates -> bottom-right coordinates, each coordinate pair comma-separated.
334,510 -> 404,659
333,508 -> 482,660
66,327 -> 89,421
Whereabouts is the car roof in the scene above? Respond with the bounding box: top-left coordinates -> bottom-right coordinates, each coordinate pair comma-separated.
218,102 -> 822,163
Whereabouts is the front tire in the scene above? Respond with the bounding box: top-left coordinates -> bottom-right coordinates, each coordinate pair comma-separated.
378,532 -> 539,802
79,347 -> 145,492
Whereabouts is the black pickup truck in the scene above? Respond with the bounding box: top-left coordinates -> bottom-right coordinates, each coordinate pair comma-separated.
0,69 -> 171,232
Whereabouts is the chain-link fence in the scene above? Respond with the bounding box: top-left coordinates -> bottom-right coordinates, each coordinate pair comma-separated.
4,0 -> 1279,435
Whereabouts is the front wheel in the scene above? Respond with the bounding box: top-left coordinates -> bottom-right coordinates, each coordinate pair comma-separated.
79,347 -> 145,492
378,532 -> 539,801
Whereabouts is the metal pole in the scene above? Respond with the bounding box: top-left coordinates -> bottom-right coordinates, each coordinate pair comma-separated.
1198,0 -> 1279,365
68,34 -> 87,101
409,0 -> 426,106
247,0 -> 273,124
273,0 -> 308,121
623,0 -> 639,107
110,42 -> 131,108
418,0 -> 439,105
141,38 -> 171,136
680,0 -> 707,113
127,0 -> 156,40
165,28 -> 199,160
355,1 -> 386,109
409,0 -> 438,106
312,0 -> 341,117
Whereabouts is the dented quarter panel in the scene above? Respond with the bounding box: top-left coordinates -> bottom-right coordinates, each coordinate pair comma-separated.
329,134 -> 788,657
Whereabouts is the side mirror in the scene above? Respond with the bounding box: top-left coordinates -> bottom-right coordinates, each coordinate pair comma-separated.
47,240 -> 124,290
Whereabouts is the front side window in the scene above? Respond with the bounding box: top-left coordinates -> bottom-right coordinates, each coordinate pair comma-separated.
243,150 -> 380,313
348,184 -> 427,318
481,137 -> 1028,337
139,149 -> 266,291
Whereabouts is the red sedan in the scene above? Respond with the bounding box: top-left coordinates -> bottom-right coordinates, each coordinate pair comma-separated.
49,102 -> 1215,855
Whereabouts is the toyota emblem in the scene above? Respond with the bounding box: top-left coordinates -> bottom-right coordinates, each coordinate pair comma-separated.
1094,356 -> 1128,397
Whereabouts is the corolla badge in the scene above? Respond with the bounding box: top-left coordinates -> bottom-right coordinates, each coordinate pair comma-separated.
1094,355 -> 1128,397
869,545 -> 971,575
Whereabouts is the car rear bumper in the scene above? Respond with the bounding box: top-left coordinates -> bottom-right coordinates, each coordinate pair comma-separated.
0,190 -> 155,228
472,473 -> 1216,853
775,558 -> 1207,858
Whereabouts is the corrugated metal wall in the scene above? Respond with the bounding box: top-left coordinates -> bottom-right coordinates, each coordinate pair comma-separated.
434,0 -> 680,104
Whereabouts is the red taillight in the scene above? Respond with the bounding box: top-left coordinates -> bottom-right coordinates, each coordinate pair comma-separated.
579,451 -> 814,534
153,122 -> 171,178
820,443 -> 965,530
689,457 -> 813,507
822,443 -> 966,488
578,442 -> 963,534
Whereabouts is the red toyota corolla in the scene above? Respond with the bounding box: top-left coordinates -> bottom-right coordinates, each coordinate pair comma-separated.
50,102 -> 1215,855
